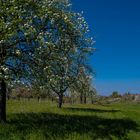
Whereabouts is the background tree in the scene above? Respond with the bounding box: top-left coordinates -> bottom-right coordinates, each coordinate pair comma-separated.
71,69 -> 94,104
111,91 -> 121,98
89,87 -> 97,104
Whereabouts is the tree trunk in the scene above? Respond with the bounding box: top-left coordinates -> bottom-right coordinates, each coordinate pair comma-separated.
84,95 -> 86,104
58,94 -> 63,108
37,96 -> 41,103
0,80 -> 6,123
80,94 -> 83,104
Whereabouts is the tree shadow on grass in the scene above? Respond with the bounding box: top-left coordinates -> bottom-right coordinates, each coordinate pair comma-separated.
64,107 -> 120,113
6,112 -> 139,140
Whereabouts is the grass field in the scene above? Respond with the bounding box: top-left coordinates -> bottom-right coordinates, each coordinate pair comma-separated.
0,100 -> 140,140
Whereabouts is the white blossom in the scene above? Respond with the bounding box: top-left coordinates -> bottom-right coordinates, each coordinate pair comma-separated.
16,49 -> 21,55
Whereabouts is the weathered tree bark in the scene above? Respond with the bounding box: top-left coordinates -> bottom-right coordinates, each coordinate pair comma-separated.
58,94 -> 63,108
0,80 -> 6,123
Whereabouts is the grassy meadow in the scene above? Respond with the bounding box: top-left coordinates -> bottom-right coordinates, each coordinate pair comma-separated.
0,100 -> 140,140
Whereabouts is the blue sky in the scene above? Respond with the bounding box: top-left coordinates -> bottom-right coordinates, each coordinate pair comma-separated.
72,0 -> 140,95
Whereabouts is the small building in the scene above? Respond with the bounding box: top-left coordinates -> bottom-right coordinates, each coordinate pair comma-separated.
134,94 -> 140,102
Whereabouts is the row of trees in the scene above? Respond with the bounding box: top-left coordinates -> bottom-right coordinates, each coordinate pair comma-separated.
0,0 -> 95,122
7,82 -> 97,104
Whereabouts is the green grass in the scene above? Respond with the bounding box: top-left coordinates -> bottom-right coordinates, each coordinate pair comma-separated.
0,100 -> 140,140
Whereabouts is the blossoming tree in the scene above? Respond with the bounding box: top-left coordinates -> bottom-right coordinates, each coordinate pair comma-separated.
36,2 -> 95,108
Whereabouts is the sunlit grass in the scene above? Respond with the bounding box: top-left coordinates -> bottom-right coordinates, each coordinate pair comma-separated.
0,100 -> 139,140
